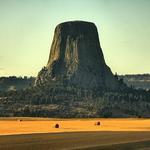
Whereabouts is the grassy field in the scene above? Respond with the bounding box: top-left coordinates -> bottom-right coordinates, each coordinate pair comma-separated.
0,118 -> 150,135
0,118 -> 150,149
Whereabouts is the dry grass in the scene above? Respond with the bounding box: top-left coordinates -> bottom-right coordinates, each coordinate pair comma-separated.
0,118 -> 150,135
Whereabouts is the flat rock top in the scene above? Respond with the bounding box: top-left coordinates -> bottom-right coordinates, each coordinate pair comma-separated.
55,21 -> 97,37
57,20 -> 96,27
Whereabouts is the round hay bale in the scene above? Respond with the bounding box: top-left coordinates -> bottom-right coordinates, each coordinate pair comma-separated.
97,121 -> 100,125
18,119 -> 22,122
55,124 -> 59,128
95,121 -> 100,126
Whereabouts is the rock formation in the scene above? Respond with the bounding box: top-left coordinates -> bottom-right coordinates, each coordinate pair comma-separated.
35,21 -> 118,89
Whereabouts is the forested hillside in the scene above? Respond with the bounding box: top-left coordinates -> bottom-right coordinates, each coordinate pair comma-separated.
120,74 -> 150,90
0,76 -> 35,91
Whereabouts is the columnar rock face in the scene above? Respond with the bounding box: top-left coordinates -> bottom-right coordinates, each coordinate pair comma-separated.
35,21 -> 118,89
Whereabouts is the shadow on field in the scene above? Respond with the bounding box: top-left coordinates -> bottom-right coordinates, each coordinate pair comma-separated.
0,131 -> 150,150
77,140 -> 150,150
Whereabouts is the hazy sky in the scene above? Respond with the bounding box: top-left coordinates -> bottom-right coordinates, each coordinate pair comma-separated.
0,0 -> 150,76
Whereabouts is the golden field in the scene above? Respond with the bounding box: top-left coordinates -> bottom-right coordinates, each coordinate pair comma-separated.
0,118 -> 150,135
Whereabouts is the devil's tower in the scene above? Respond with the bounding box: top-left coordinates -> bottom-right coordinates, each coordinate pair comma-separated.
35,21 -> 118,89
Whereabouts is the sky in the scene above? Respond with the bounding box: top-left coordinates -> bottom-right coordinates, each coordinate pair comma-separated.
0,0 -> 150,77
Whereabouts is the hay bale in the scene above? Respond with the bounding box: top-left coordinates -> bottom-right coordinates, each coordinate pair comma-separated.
95,121 -> 100,126
18,119 -> 22,122
55,124 -> 59,128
